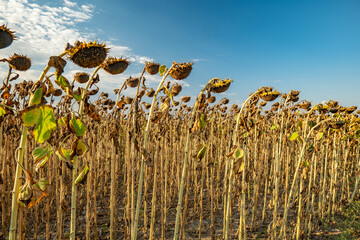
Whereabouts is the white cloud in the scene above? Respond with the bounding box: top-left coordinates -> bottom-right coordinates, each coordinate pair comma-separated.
192,58 -> 206,62
0,0 -> 155,89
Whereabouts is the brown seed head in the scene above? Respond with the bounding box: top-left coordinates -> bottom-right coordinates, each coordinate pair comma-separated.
102,57 -> 130,74
68,40 -> 108,68
145,61 -> 160,75
126,77 -> 140,88
74,72 -> 90,84
0,25 -> 16,49
169,61 -> 193,80
181,96 -> 191,103
209,78 -> 232,93
8,54 -> 31,71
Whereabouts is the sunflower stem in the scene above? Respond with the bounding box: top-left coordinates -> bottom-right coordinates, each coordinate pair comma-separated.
9,51 -> 67,240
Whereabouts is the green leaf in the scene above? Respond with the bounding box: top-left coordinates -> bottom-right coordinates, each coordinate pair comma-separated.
308,120 -> 314,128
20,105 -> 57,143
57,116 -> 68,126
73,94 -> 81,102
35,178 -> 49,191
302,160 -> 310,167
315,132 -> 324,141
199,113 -> 207,130
69,114 -> 87,137
0,106 -> 7,117
75,165 -> 89,184
56,147 -> 73,169
75,139 -> 88,157
233,148 -> 244,159
55,75 -> 73,96
60,146 -> 71,160
163,84 -> 176,106
29,87 -> 43,106
289,132 -> 299,141
197,145 -> 206,161
159,65 -> 167,76
32,145 -> 53,172
270,124 -> 279,130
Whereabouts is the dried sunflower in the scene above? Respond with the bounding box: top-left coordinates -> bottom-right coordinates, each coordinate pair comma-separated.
207,96 -> 216,103
74,72 -> 90,84
0,25 -> 16,49
258,88 -> 280,102
67,40 -> 108,68
102,57 -> 130,75
181,96 -> 191,103
209,78 -> 232,93
126,77 -> 140,88
145,88 -> 155,97
169,62 -> 193,80
330,121 -> 345,129
171,83 -> 182,96
8,54 -> 31,71
145,61 -> 160,75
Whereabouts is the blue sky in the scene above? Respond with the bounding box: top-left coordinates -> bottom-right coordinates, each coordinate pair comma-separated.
1,0 -> 359,106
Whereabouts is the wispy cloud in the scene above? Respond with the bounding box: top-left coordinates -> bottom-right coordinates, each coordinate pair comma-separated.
0,0 -> 157,90
192,58 -> 206,63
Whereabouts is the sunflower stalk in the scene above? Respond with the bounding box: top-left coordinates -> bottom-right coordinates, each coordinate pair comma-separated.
173,78 -> 216,240
279,118 -> 332,239
225,91 -> 259,240
69,65 -> 102,240
132,63 -> 175,240
9,51 -> 67,240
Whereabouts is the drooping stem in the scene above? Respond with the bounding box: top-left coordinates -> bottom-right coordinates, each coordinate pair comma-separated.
70,64 -> 102,240
225,91 -> 258,240
8,51 -> 67,240
279,118 -> 332,238
173,78 -> 216,240
132,63 -> 175,240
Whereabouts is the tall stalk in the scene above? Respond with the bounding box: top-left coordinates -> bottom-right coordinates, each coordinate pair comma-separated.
8,51 -> 67,240
173,79 -> 216,240
70,65 -> 102,240
132,63 -> 175,240
225,91 -> 259,240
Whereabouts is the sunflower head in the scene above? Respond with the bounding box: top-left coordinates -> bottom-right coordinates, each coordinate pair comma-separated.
126,76 -> 140,88
258,87 -> 280,102
102,57 -> 130,75
171,83 -> 182,96
169,61 -> 193,80
67,40 -> 108,68
298,100 -> 311,110
145,61 -> 160,75
0,25 -> 16,49
209,78 -> 232,93
181,96 -> 191,103
74,72 -> 90,84
346,106 -> 357,114
8,54 -> 31,71
330,120 -> 345,129
207,96 -> 216,103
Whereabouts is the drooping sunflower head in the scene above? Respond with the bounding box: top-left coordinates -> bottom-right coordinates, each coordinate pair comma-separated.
8,54 -> 31,71
126,76 -> 140,88
102,57 -> 130,75
169,61 -> 193,80
145,61 -> 160,75
74,72 -> 90,84
171,83 -> 182,96
258,87 -> 280,102
209,78 -> 232,93
0,25 -> 16,49
67,40 -> 108,68
181,96 -> 191,103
